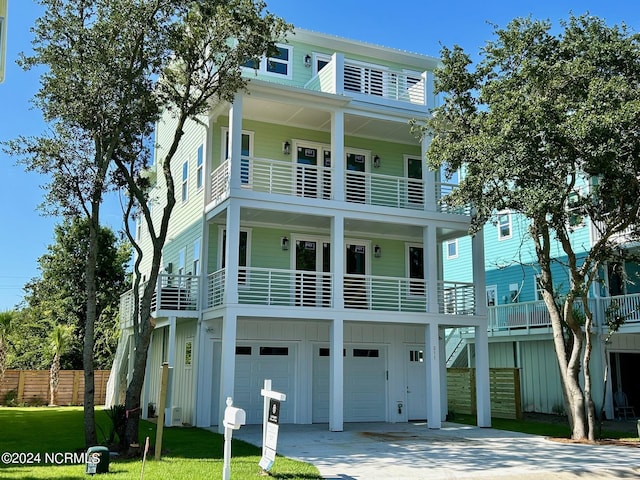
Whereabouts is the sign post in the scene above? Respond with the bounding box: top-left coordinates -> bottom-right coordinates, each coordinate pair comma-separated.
259,379 -> 286,472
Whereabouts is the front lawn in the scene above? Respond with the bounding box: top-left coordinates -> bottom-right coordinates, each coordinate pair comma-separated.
0,407 -> 322,479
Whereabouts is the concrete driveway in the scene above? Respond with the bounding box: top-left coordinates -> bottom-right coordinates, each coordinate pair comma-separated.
233,421 -> 640,479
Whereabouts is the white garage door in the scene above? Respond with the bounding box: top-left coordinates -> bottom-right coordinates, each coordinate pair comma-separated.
313,345 -> 387,423
234,344 -> 296,424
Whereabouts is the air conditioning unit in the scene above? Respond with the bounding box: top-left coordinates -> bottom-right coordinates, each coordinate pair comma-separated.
169,406 -> 182,426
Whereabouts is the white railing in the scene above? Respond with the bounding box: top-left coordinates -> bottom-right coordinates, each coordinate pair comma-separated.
345,171 -> 424,210
210,160 -> 230,205
343,274 -> 428,312
487,293 -> 640,334
151,274 -> 199,311
437,182 -> 472,215
438,281 -> 476,315
207,267 -> 333,308
305,56 -> 427,107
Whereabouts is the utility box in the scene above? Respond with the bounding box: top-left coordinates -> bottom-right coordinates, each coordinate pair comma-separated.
85,446 -> 109,475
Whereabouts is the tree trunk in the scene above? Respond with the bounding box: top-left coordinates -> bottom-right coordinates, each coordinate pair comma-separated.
83,206 -> 100,447
49,353 -> 59,406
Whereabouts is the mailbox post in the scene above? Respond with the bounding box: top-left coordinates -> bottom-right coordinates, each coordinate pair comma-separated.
222,397 -> 246,480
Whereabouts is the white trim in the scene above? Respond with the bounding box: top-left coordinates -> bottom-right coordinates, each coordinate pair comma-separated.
497,211 -> 512,241
242,43 -> 293,80
445,239 -> 458,259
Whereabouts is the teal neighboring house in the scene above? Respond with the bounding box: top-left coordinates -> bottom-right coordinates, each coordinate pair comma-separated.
108,27 -> 492,432
444,186 -> 640,419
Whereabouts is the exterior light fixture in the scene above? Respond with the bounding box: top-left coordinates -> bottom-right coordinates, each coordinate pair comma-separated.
304,54 -> 312,68
374,245 -> 381,258
283,141 -> 291,155
281,236 -> 289,251
373,155 -> 381,168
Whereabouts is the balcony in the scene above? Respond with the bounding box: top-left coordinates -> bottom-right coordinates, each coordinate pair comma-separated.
486,293 -> 640,335
205,267 -> 476,315
209,157 -> 470,215
305,55 -> 428,108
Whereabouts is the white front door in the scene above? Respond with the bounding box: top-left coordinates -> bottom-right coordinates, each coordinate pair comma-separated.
406,346 -> 427,420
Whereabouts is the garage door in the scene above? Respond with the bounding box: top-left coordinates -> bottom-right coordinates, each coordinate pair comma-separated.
313,345 -> 387,423
234,344 -> 296,424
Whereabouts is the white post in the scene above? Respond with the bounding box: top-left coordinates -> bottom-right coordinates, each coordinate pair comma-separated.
222,397 -> 233,480
426,322 -> 442,429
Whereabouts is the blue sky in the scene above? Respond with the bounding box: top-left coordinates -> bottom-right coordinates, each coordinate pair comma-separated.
1,0 -> 638,310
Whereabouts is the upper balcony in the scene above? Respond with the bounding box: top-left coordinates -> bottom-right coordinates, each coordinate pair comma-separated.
304,53 -> 430,111
209,157 -> 468,215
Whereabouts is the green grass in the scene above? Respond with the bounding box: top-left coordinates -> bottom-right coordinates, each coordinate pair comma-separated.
0,407 -> 322,479
452,413 -> 637,440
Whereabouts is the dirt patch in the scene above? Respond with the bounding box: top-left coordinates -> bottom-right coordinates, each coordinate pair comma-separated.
547,437 -> 640,448
359,431 -> 474,443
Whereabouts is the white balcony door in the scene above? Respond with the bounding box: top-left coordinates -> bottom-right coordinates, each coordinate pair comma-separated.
295,144 -> 331,199
295,238 -> 330,306
406,156 -> 423,206
346,153 -> 367,203
344,243 -> 368,308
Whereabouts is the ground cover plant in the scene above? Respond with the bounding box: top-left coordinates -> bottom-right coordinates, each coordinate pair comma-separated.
0,407 -> 322,479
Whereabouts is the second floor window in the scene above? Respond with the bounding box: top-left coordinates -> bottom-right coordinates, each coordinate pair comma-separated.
196,145 -> 204,191
181,161 -> 189,202
498,212 -> 512,240
446,239 -> 458,259
243,44 -> 293,79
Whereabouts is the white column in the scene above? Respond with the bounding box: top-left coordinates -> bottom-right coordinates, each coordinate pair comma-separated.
472,229 -> 487,317
331,110 -> 345,202
475,325 -> 491,427
165,317 -> 177,427
422,135 -> 437,212
228,95 -> 243,193
331,214 -> 344,309
426,322 -> 441,429
332,53 -> 344,95
218,310 -> 237,433
329,317 -> 344,432
439,327 -> 448,422
424,226 -> 439,313
224,202 -> 240,305
195,322 -> 213,427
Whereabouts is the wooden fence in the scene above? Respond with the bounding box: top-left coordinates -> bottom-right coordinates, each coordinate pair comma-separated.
447,367 -> 522,419
0,370 -> 110,406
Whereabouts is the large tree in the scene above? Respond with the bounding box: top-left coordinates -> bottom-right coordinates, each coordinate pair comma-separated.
20,218 -> 130,370
416,15 -> 640,440
11,0 -> 288,449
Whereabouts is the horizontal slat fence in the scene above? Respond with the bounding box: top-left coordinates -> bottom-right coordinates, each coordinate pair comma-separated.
447,367 -> 522,420
0,370 -> 110,406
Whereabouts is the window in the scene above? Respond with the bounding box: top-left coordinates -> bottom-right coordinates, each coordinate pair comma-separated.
193,238 -> 201,276
497,212 -> 512,240
567,191 -> 584,227
260,346 -> 289,356
446,239 -> 458,259
184,340 -> 193,367
242,44 -> 293,79
313,53 -> 331,75
509,283 -> 519,303
407,244 -> 425,296
181,161 -> 189,202
409,350 -> 424,362
196,145 -> 204,190
221,229 -> 250,284
486,285 -> 497,307
222,129 -> 253,184
178,248 -> 186,276
353,349 -> 379,358
236,346 -> 252,355
535,275 -> 544,301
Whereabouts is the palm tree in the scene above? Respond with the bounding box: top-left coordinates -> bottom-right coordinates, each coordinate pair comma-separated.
49,325 -> 72,406
0,311 -> 14,386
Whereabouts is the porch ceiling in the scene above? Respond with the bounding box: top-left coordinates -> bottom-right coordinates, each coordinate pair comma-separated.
242,94 -> 419,145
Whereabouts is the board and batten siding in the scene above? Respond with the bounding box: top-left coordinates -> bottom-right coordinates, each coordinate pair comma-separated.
518,340 -> 564,414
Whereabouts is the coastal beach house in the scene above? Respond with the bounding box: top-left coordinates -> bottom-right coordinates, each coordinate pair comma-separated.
109,28 -> 491,432
444,194 -> 640,419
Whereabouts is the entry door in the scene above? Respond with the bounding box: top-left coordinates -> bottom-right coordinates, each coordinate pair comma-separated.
345,243 -> 368,308
346,153 -> 367,203
295,240 -> 330,306
406,346 -> 427,420
296,146 -> 319,198
407,157 -> 423,206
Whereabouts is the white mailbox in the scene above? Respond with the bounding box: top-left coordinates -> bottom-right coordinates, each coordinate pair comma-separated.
223,406 -> 246,430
